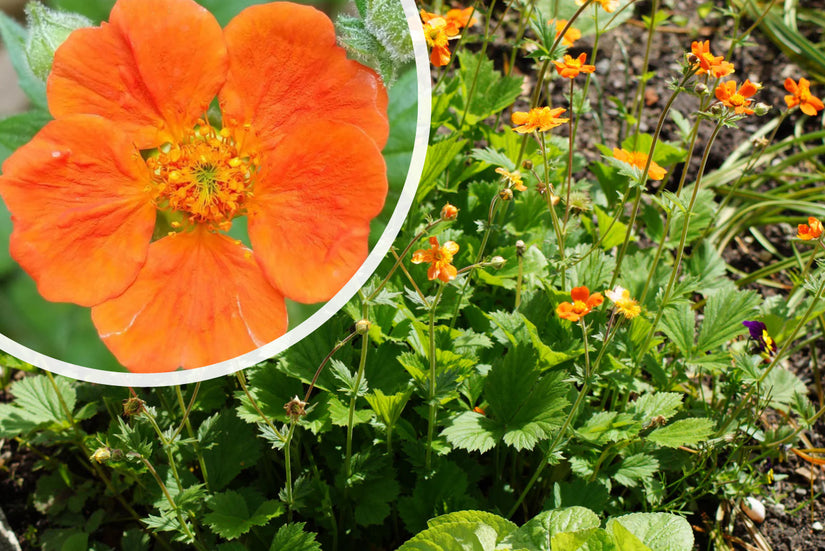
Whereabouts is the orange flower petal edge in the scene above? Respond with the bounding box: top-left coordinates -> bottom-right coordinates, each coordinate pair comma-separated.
797,217 -> 824,240
612,148 -> 667,181
91,230 -> 288,373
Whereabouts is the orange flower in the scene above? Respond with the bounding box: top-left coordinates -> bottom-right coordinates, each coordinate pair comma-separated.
412,236 -> 460,282
576,0 -> 619,12
797,217 -> 824,240
495,167 -> 526,191
784,78 -> 824,117
550,19 -> 581,47
604,286 -> 641,319
556,286 -> 604,322
715,80 -> 760,115
553,53 -> 596,79
420,6 -> 475,67
511,106 -> 569,133
422,17 -> 454,67
0,0 -> 388,373
689,41 -> 734,78
612,148 -> 667,181
441,203 -> 459,220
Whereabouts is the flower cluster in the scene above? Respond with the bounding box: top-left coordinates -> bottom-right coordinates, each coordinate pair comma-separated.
421,7 -> 476,67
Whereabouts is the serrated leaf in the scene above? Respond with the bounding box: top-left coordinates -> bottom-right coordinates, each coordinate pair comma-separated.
204,490 -> 283,540
607,513 -> 693,551
696,289 -> 761,352
7,374 -> 76,427
330,358 -> 368,396
647,418 -> 714,448
442,411 -> 500,453
612,454 -> 659,488
399,522 -> 498,551
757,368 -> 808,409
470,147 -> 516,170
269,522 -> 322,551
0,13 -> 47,107
576,412 -> 641,445
609,522 -> 651,551
455,50 -> 523,126
660,304 -> 694,356
364,388 -> 412,428
199,410 -> 261,490
595,206 -> 629,250
417,135 -> 468,202
427,510 -> 518,541
503,507 -> 601,551
633,393 -> 683,426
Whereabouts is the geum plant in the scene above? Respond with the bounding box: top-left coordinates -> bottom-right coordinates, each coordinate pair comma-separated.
2,0 -> 825,550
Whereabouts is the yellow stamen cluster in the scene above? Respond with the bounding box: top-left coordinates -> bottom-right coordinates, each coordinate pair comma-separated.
148,121 -> 256,231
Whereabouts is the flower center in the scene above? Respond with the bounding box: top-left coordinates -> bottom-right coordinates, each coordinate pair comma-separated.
571,300 -> 589,314
148,121 -> 256,231
729,93 -> 746,106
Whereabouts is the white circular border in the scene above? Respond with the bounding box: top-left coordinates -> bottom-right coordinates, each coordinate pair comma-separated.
0,0 -> 431,386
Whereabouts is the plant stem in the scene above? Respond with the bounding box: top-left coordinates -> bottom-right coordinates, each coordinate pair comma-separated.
345,294 -> 371,479
172,383 -> 210,490
426,284 -> 447,471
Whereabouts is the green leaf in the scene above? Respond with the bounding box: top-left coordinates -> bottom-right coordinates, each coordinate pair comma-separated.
595,206 -> 629,249
204,490 -> 284,540
427,510 -> 518,541
455,50 -> 523,126
612,454 -> 659,488
365,388 -> 412,428
269,523 -> 322,551
606,513 -> 693,551
363,0 -> 413,63
647,418 -> 714,448
417,135 -> 468,202
503,507 -> 601,551
659,303 -> 694,356
756,368 -> 808,409
696,289 -> 761,352
609,522 -> 651,551
0,12 -> 47,107
576,412 -> 641,445
442,411 -> 500,453
633,393 -> 683,426
397,462 -> 475,533
398,522 -> 498,551
199,410 -> 262,490
0,109 -> 52,164
6,374 -> 75,427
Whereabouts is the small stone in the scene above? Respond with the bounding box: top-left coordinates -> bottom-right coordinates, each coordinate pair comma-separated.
813,521 -> 823,531
741,496 -> 765,523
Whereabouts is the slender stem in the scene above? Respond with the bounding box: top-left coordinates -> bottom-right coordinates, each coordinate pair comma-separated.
171,384 -> 209,490
283,419 -> 298,521
236,371 -> 285,442
304,331 -> 359,403
563,77 -> 575,228
345,295 -> 371,479
426,284 -> 447,471
139,455 -> 205,550
629,0 -> 659,147
458,0 -> 499,129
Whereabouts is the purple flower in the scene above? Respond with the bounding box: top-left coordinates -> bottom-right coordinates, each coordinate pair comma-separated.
742,320 -> 777,358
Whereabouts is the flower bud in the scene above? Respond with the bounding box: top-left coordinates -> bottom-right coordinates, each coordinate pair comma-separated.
122,396 -> 145,416
488,256 -> 506,269
515,240 -> 526,257
694,82 -> 708,95
686,53 -> 700,66
440,202 -> 458,220
549,194 -> 561,206
753,102 -> 771,116
24,2 -> 92,81
284,396 -> 308,420
752,137 -> 769,148
355,319 -> 371,335
499,188 -> 513,201
90,447 -> 111,464
709,103 -> 725,116
521,159 -> 533,170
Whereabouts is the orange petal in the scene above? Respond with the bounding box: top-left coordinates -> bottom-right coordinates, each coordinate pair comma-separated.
220,2 -> 389,153
246,121 -> 387,304
48,0 -> 227,149
570,286 -> 590,303
783,78 -> 798,95
91,230 -> 287,373
739,80 -> 759,98
0,115 -> 155,306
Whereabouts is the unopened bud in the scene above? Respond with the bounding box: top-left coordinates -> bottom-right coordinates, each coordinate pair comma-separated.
753,103 -> 771,116
752,137 -> 769,148
549,194 -> 561,206
685,53 -> 700,66
521,159 -> 533,170
440,202 -> 458,221
122,396 -> 145,416
25,2 -> 92,81
488,256 -> 506,269
515,240 -> 526,257
694,82 -> 708,95
355,319 -> 371,335
709,103 -> 725,116
499,188 -> 513,201
284,396 -> 308,420
90,447 -> 111,464
472,406 -> 486,415
536,181 -> 548,195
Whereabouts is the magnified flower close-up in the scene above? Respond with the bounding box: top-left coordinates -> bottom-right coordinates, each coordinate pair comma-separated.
0,0 -> 389,373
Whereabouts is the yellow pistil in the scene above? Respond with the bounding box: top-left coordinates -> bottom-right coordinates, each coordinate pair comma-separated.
148,120 -> 257,231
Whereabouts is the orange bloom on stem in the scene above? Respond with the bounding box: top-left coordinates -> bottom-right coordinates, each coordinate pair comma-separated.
715,80 -> 760,115
576,0 -> 619,12
495,167 -> 526,191
0,0 -> 389,373
411,236 -> 460,283
784,78 -> 824,116
511,106 -> 569,133
550,19 -> 581,47
420,6 -> 475,67
553,53 -> 596,79
689,41 -> 734,78
556,286 -> 604,322
612,148 -> 667,181
797,217 -> 824,241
